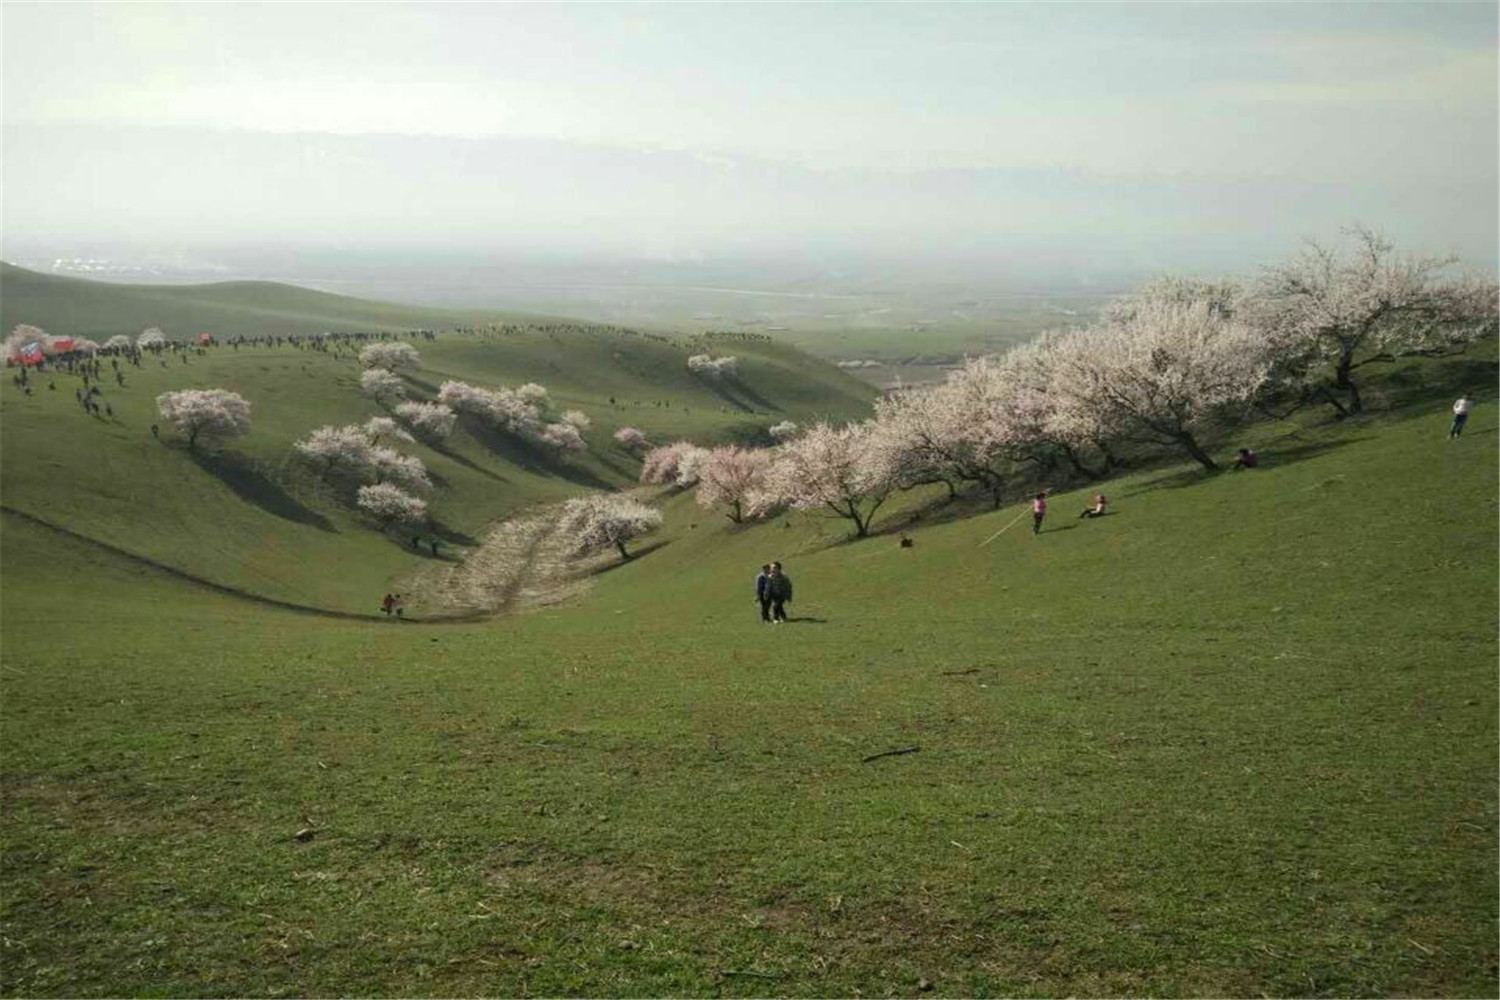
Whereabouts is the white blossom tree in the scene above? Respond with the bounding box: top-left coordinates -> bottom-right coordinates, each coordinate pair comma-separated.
871,364 -> 1014,506
156,389 -> 252,451
1249,227 -> 1499,414
360,367 -> 408,403
1050,300 -> 1272,470
687,354 -> 740,377
395,401 -> 456,442
537,421 -> 587,451
436,378 -> 583,452
358,342 -> 421,373
368,446 -> 433,492
750,422 -> 899,537
103,335 -> 133,352
768,420 -> 799,440
613,426 -> 650,453
362,416 -> 415,445
558,494 -> 663,559
356,483 -> 428,527
294,425 -> 375,481
696,446 -> 773,522
137,327 -> 167,351
560,409 -> 591,431
74,338 -> 101,355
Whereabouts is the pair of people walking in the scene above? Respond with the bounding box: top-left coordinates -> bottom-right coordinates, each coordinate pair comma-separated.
753,562 -> 793,623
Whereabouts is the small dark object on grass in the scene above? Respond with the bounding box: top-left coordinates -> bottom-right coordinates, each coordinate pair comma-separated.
940,668 -> 979,676
722,970 -> 782,980
918,978 -> 935,992
618,940 -> 636,951
862,745 -> 920,763
294,827 -> 316,842
900,536 -> 914,548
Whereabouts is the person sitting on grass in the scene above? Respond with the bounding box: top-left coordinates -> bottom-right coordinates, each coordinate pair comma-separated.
1079,494 -> 1108,518
381,593 -> 394,617
1231,448 -> 1259,470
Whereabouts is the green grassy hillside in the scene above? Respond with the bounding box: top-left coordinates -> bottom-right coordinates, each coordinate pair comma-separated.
2,356 -> 1494,997
0,271 -> 875,613
0,262 -> 524,337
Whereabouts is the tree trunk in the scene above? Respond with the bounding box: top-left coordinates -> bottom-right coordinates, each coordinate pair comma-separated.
1177,432 -> 1218,470
615,539 -> 631,559
1333,353 -> 1363,414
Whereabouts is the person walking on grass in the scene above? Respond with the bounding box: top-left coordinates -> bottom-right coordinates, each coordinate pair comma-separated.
1450,394 -> 1472,439
766,561 -> 793,623
1031,492 -> 1048,534
381,593 -> 394,617
754,563 -> 773,623
1079,494 -> 1107,519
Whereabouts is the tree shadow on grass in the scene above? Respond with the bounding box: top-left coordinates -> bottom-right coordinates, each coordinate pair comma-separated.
191,451 -> 336,531
587,539 -> 670,575
460,415 -> 614,490
427,440 -> 509,483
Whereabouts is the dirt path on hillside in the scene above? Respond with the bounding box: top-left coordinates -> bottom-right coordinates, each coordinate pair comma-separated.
403,506 -> 589,620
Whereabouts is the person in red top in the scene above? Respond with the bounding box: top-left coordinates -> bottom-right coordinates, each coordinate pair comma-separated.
1031,492 -> 1048,534
1231,448 -> 1258,470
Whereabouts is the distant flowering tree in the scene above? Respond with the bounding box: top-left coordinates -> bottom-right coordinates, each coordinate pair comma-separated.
358,342 -> 421,373
537,421 -> 587,451
360,367 -> 408,403
1248,226 -> 1499,414
155,389 -> 252,451
558,494 -> 663,559
137,327 -> 168,351
295,425 -> 376,481
1050,300 -> 1272,470
613,426 -> 650,453
436,378 -> 585,452
696,446 -> 773,522
768,420 -> 799,440
356,483 -> 428,527
103,334 -> 134,352
4,324 -> 45,357
871,363 -> 1014,506
74,338 -> 101,355
368,446 -> 433,492
750,422 -> 900,537
362,416 -> 415,445
395,401 -> 456,442
560,409 -> 592,431
687,354 -> 740,377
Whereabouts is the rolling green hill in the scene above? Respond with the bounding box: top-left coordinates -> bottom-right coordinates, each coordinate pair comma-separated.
0,262 -> 525,337
0,266 -> 1494,996
0,267 -> 876,613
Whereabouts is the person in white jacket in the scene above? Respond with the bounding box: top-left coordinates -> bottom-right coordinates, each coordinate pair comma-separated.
1450,395 -> 1472,439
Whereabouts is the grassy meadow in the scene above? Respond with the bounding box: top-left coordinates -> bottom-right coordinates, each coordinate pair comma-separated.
1,267 -> 1496,997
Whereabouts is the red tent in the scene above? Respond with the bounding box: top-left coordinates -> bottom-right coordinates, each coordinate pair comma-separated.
17,342 -> 45,366
197,332 -> 213,345
50,337 -> 75,354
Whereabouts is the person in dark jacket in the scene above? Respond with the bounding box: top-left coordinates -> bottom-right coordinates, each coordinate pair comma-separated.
754,564 -> 773,622
766,562 -> 793,623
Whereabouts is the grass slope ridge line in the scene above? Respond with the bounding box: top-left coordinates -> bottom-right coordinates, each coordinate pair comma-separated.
0,504 -> 394,622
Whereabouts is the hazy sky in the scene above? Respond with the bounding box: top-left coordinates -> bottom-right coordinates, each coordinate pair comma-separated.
3,1 -> 1496,272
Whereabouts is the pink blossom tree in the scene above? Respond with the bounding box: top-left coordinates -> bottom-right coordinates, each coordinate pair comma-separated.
751,422 -> 899,537
696,446 -> 773,522
613,426 -> 650,453
639,441 -> 709,487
